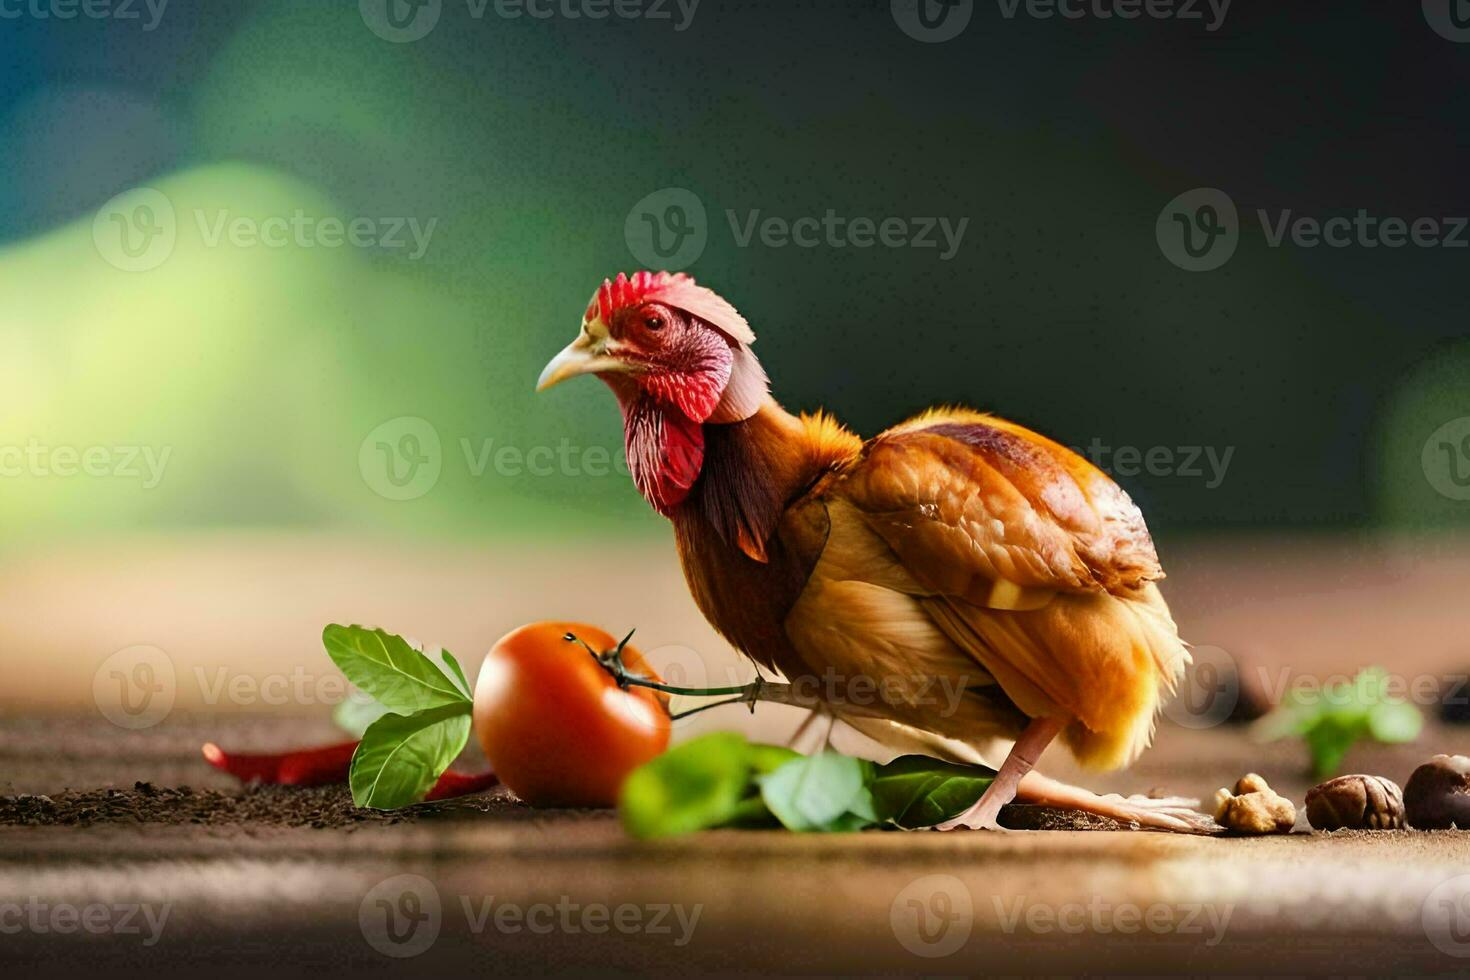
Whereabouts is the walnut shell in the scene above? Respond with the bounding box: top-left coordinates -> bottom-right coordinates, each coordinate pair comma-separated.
1404,754 -> 1470,830
1214,774 -> 1295,834
1305,775 -> 1405,831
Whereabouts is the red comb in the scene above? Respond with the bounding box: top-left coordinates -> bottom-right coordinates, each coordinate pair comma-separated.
588,271 -> 755,345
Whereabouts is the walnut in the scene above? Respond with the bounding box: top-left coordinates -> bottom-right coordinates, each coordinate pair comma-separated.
1214,773 -> 1296,834
1404,754 -> 1470,830
1305,775 -> 1405,831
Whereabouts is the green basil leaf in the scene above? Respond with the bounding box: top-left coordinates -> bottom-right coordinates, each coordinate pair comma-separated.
1303,715 -> 1359,778
323,624 -> 470,714
746,742 -> 801,775
869,755 -> 996,828
437,649 -> 473,700
333,689 -> 392,737
349,703 -> 472,809
759,752 -> 871,832
620,732 -> 753,839
1367,699 -> 1423,744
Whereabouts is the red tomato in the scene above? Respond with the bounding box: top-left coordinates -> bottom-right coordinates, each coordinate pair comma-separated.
473,622 -> 671,807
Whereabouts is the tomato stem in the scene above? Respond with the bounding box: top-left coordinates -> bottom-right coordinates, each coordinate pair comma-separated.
567,631 -> 822,714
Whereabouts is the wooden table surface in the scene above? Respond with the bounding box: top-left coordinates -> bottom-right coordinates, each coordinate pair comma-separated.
3,532 -> 1470,974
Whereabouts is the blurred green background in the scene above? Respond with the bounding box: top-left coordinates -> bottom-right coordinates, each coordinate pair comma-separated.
2,1 -> 1468,550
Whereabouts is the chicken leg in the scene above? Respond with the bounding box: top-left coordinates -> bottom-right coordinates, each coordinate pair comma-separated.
934,715 -> 1064,830
934,714 -> 1217,833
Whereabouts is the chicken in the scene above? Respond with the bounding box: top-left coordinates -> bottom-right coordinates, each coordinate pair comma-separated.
537,270 -> 1209,831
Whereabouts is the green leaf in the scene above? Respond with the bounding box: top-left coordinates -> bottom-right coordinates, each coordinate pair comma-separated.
332,689 -> 392,737
868,755 -> 997,829
436,649 -> 473,699
1367,699 -> 1423,743
1303,715 -> 1360,779
759,753 -> 871,832
620,732 -> 754,839
323,624 -> 470,715
746,742 -> 801,775
1252,666 -> 1425,778
349,703 -> 472,809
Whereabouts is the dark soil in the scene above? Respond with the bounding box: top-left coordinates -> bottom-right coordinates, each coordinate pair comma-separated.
0,780 -> 526,829
0,777 -> 1114,832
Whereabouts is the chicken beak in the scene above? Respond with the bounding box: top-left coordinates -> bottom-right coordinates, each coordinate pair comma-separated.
536,335 -> 618,392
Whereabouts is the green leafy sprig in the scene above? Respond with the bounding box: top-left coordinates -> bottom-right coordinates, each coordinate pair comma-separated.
322,624 -> 474,809
1252,666 -> 1423,778
619,732 -> 997,837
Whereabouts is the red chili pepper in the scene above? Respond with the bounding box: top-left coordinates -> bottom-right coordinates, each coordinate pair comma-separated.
202,741 -> 498,800
202,740 -> 358,786
425,769 -> 500,801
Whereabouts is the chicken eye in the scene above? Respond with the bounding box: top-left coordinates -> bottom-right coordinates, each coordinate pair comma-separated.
643,313 -> 664,332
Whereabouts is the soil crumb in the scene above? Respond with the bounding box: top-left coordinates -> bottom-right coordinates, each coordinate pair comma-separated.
0,781 -> 524,829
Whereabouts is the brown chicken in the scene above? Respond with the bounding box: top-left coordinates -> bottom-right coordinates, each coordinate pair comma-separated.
538,271 -> 1208,831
